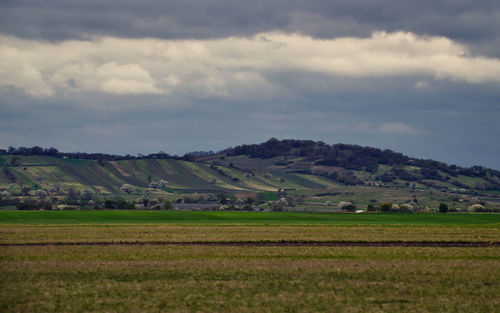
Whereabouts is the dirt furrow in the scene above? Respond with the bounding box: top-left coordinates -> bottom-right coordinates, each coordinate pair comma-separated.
1,240 -> 498,247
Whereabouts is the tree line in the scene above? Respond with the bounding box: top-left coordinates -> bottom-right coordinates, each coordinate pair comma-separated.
0,146 -> 190,161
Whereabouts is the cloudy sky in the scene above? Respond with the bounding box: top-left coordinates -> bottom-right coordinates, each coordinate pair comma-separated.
1,0 -> 499,169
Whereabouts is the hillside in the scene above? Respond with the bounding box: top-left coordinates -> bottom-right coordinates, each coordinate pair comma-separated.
0,154 -> 342,195
1,139 -> 499,211
196,139 -> 499,191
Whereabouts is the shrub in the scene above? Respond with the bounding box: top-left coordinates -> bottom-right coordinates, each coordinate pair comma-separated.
339,201 -> 356,212
119,184 -> 134,194
104,199 -> 134,210
35,189 -> 48,198
80,190 -> 93,200
182,195 -> 197,203
390,204 -> 400,212
162,199 -> 173,210
468,204 -> 481,212
271,199 -> 287,211
149,181 -> 160,189
399,203 -> 414,213
378,202 -> 392,212
16,199 -> 38,210
468,204 -> 489,212
439,203 -> 448,213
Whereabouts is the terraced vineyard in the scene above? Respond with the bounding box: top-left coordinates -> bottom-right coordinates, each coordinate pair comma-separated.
0,155 -> 341,195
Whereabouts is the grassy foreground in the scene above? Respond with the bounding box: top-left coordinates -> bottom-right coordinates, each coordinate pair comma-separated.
1,245 -> 499,313
1,213 -> 499,312
1,210 -> 500,225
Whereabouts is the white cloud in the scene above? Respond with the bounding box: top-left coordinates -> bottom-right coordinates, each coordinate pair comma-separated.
415,80 -> 429,89
378,122 -> 420,135
351,122 -> 421,135
1,31 -> 500,98
95,62 -> 161,94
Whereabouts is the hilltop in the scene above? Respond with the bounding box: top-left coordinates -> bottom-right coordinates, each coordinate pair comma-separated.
218,138 -> 500,189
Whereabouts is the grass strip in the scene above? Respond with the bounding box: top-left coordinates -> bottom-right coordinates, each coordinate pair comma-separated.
1,211 -> 499,225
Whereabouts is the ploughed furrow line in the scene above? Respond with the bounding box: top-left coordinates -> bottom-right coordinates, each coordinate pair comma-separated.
1,240 -> 498,248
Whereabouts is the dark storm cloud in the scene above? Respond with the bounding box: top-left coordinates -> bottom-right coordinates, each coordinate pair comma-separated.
1,0 -> 500,55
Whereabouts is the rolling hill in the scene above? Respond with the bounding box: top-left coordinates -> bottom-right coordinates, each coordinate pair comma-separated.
1,139 -> 499,210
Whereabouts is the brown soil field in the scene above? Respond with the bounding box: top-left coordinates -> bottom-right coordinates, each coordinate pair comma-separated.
1,224 -> 499,244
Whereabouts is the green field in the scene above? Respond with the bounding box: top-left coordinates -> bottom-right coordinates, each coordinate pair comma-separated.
1,211 -> 499,225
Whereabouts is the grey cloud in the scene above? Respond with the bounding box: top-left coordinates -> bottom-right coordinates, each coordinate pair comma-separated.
1,75 -> 499,169
2,1 -> 500,56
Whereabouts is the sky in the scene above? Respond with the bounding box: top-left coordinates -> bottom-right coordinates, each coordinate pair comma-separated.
1,0 -> 499,169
